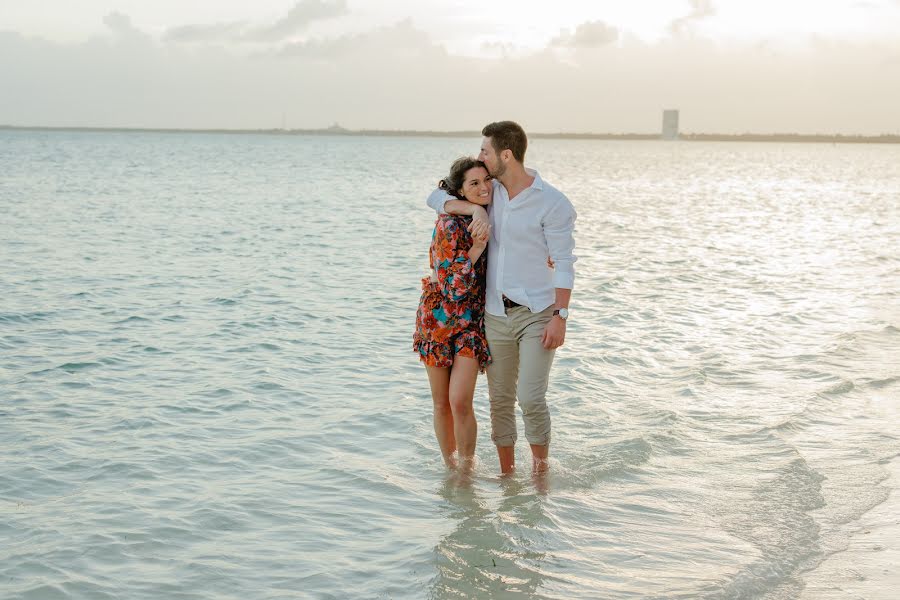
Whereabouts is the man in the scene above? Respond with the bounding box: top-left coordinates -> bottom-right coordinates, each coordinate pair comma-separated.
426,121 -> 577,474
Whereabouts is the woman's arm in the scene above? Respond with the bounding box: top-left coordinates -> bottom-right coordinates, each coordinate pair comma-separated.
468,225 -> 489,264
432,218 -> 478,302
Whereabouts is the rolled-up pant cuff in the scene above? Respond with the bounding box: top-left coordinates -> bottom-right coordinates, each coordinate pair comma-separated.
525,433 -> 551,446
492,434 -> 517,448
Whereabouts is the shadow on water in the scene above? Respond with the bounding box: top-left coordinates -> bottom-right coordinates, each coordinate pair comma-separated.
428,473 -> 554,600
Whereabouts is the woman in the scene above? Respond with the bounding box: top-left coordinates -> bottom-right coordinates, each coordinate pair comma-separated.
414,156 -> 493,470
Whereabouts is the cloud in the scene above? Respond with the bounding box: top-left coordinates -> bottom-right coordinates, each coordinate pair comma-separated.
552,21 -> 619,48
102,11 -> 150,41
855,0 -> 900,9
163,21 -> 248,44
163,0 -> 348,44
669,0 -> 716,36
1,20 -> 899,135
278,19 -> 441,59
480,40 -> 523,58
246,0 -> 349,42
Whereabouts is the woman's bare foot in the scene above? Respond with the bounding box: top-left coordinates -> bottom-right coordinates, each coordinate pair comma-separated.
444,450 -> 459,470
457,455 -> 476,474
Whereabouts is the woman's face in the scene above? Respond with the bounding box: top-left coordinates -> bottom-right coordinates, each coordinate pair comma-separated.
458,166 -> 493,206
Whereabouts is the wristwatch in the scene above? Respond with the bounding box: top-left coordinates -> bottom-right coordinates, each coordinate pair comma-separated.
553,308 -> 569,321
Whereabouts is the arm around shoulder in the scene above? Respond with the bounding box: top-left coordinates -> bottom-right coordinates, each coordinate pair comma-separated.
426,188 -> 488,222
426,188 -> 451,214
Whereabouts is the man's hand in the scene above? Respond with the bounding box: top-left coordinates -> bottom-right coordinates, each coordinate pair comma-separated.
541,316 -> 566,349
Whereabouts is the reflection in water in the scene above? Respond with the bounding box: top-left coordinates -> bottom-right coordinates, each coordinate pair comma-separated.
4,132 -> 897,599
429,473 -> 551,599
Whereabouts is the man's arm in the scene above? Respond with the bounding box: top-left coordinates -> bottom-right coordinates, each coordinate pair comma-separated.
553,288 -> 572,312
541,198 -> 577,349
543,198 -> 577,290
426,188 -> 452,214
541,288 -> 571,349
425,188 -> 489,228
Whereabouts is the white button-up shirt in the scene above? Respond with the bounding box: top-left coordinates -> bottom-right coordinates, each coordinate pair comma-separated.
427,168 -> 577,317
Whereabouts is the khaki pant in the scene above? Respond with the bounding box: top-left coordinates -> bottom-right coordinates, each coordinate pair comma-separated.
485,305 -> 556,447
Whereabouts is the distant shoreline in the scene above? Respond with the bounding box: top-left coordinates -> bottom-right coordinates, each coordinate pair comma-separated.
2,125 -> 898,144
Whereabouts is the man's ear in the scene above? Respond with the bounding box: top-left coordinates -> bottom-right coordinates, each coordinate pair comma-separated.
501,149 -> 512,162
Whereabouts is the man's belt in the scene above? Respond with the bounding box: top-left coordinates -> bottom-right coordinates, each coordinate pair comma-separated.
502,296 -> 522,310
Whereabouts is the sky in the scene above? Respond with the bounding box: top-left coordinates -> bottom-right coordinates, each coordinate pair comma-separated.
1,0 -> 899,134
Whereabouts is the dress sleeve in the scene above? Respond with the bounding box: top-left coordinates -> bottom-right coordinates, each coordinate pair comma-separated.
432,217 -> 475,302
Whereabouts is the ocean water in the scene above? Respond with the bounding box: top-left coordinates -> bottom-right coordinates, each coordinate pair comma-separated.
1,130 -> 898,600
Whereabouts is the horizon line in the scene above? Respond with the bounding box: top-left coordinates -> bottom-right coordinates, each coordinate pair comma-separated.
2,124 -> 899,143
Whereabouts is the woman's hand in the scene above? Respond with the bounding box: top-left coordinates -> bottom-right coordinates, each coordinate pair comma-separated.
472,225 -> 490,248
469,205 -> 489,226
467,205 -> 489,236
469,219 -> 490,245
469,224 -> 490,263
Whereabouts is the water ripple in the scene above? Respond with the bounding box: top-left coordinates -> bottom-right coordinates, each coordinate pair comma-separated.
2,132 -> 898,599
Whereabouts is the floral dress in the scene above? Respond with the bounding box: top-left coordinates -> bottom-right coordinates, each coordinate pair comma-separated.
413,214 -> 491,370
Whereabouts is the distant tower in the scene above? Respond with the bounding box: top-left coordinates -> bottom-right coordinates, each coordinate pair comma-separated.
661,109 -> 679,140
326,122 -> 348,134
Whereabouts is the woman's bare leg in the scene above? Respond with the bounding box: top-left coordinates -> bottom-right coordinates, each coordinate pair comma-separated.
426,366 -> 457,468
448,356 -> 480,470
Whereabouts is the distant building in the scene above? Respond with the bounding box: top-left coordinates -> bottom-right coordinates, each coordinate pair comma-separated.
661,110 -> 679,140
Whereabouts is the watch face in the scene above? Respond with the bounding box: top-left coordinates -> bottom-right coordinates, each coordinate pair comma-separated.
558,308 -> 569,319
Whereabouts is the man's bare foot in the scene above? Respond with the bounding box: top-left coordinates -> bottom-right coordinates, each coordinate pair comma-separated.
531,470 -> 549,494
532,457 -> 550,474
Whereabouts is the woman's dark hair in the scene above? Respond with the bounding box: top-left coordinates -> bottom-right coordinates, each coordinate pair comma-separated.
438,156 -> 488,200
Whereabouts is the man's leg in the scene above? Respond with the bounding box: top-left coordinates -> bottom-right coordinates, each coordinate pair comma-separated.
512,306 -> 556,473
485,312 -> 518,474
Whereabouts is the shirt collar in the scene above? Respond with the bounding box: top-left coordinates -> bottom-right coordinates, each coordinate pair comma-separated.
493,168 -> 544,198
525,167 -> 544,191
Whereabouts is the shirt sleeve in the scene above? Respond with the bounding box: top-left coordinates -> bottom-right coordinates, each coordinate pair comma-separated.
432,218 -> 475,302
426,188 -> 452,215
543,197 -> 578,290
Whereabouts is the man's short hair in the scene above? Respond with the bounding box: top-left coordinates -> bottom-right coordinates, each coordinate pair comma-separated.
482,121 -> 527,163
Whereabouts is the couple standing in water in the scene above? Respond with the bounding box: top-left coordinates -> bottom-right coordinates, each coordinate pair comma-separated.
414,121 -> 578,476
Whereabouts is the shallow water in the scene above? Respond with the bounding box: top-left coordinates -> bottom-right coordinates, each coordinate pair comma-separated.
1,130 -> 898,599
